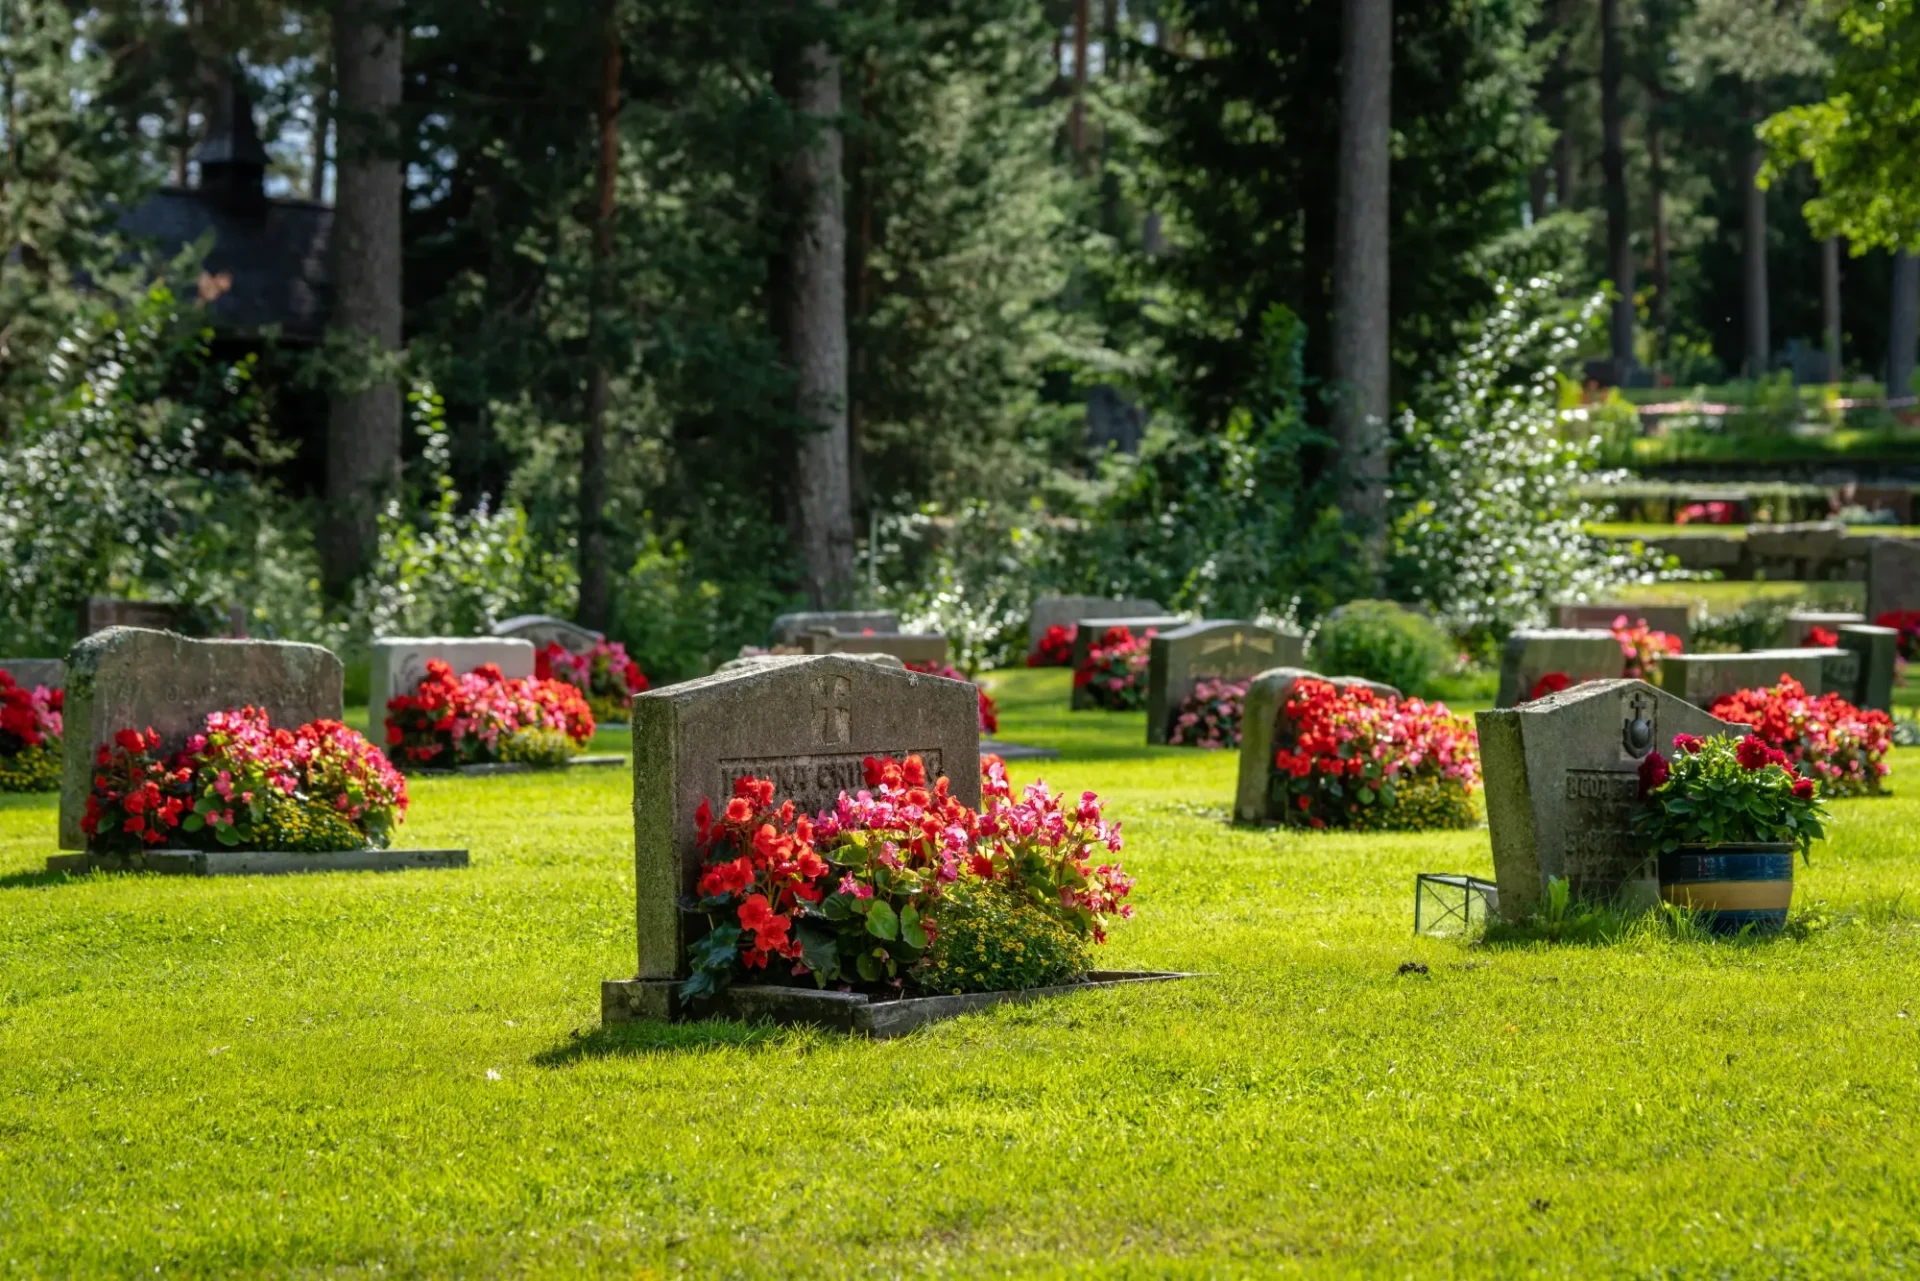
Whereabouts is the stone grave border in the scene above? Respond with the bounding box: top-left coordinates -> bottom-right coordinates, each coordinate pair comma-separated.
48,848 -> 469,877
604,969 -> 1198,1037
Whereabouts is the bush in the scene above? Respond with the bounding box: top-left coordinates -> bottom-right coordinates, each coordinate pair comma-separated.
0,743 -> 61,793
500,727 -> 580,768
1312,602 -> 1453,697
1270,678 -> 1480,832
913,879 -> 1091,995
1707,677 -> 1892,798
1167,677 -> 1248,748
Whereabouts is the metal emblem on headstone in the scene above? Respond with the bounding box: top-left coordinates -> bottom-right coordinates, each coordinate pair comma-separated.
1622,689 -> 1656,759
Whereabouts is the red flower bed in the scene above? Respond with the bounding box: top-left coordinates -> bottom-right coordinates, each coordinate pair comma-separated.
904,660 -> 999,734
1675,500 -> 1740,525
1168,677 -> 1249,748
82,710 -> 408,853
1806,626 -> 1840,649
1270,678 -> 1479,830
1027,624 -> 1076,668
1074,626 -> 1154,710
681,754 -> 1133,1001
536,639 -> 649,722
1707,676 -> 1891,798
1612,614 -> 1683,681
386,659 -> 595,769
0,668 -> 61,753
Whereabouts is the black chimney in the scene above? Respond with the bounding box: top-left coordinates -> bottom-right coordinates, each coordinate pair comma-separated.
195,71 -> 270,215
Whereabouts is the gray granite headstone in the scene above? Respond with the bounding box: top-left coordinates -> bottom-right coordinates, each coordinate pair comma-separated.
491,614 -> 603,654
1495,629 -> 1623,708
1477,679 -> 1735,919
1028,595 -> 1163,651
799,631 -> 948,666
1745,521 -> 1848,577
58,628 -> 344,850
1784,611 -> 1865,648
1234,668 -> 1399,823
1146,621 -> 1305,745
1838,624 -> 1898,711
620,655 -> 980,1007
368,637 -> 535,742
0,658 -> 66,690
1069,615 -> 1188,709
1553,602 -> 1693,644
768,611 -> 898,647
1660,649 -> 1831,708
1867,538 -> 1920,621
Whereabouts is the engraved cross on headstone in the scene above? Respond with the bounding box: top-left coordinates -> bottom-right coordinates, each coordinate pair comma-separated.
811,674 -> 852,745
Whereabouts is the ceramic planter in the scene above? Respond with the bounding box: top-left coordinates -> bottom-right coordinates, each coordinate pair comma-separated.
1657,842 -> 1796,935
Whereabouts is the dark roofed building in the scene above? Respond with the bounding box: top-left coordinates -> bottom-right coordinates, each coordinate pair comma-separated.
119,78 -> 333,343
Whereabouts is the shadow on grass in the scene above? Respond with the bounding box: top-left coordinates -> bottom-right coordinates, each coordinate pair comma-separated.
533,1016 -> 786,1066
0,867 -> 71,890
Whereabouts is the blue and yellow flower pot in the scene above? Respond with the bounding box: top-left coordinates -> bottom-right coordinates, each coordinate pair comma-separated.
1658,843 -> 1796,935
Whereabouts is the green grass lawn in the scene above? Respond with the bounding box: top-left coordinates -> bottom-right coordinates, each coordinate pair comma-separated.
5,668 -> 1920,1274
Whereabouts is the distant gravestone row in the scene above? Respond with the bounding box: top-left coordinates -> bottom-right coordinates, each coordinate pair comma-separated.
768,611 -> 899,648
1659,625 -> 1895,712
1552,602 -> 1692,644
1027,595 -> 1163,652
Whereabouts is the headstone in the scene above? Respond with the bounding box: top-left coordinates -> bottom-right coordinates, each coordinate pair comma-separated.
1028,594 -> 1163,652
1476,679 -> 1735,919
616,654 -> 980,1012
491,614 -> 603,654
1146,621 -> 1305,745
1494,629 -> 1623,708
1838,623 -> 1898,712
798,631 -> 948,666
1552,602 -> 1692,643
1784,611 -> 1865,648
768,610 -> 898,647
1659,649 -> 1832,708
1234,668 -> 1399,823
0,658 -> 66,690
57,628 -> 344,850
80,596 -> 247,639
1745,521 -> 1848,577
1068,615 -> 1188,709
368,637 -> 535,742
1867,538 -> 1920,620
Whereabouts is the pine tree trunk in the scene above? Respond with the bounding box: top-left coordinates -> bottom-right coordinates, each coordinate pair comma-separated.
777,2 -> 854,609
1330,0 -> 1391,561
322,0 -> 404,596
1822,236 -> 1842,385
1600,0 -> 1633,382
1891,250 -> 1919,402
576,7 -> 620,631
1742,142 -> 1770,379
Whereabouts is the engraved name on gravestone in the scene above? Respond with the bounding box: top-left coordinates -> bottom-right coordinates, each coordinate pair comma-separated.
1234,668 -> 1400,823
1477,679 -> 1734,919
622,655 -> 980,1005
1494,629 -> 1623,708
367,637 -> 535,742
1147,621 -> 1304,745
58,628 -> 344,850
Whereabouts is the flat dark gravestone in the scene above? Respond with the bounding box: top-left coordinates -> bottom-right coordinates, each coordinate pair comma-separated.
1476,679 -> 1734,920
1146,621 -> 1305,745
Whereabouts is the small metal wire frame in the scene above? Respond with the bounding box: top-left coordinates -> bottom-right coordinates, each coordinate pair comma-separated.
1413,873 -> 1499,936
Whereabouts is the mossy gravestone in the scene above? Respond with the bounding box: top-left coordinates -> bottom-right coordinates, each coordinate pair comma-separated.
1146,621 -> 1304,745
1494,629 -> 1622,708
1233,668 -> 1399,823
57,628 -> 344,850
606,654 -> 980,1020
1476,679 -> 1734,919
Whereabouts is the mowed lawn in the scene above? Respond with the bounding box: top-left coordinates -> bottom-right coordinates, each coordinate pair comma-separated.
3,668 -> 1920,1276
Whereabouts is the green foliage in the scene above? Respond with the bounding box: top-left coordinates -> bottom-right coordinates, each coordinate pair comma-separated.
254,795 -> 370,854
1311,602 -> 1454,698
1633,734 -> 1829,860
500,728 -> 579,769
0,742 -> 61,793
1389,277 -> 1678,635
913,879 -> 1091,995
1691,598 -> 1802,653
870,502 -> 1053,672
